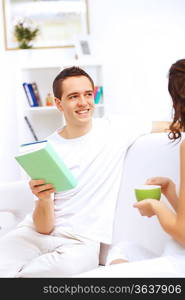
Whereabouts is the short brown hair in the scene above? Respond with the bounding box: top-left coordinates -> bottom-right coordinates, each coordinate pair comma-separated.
53,66 -> 94,99
168,59 -> 185,141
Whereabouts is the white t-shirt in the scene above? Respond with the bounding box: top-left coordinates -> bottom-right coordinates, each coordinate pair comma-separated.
19,115 -> 152,244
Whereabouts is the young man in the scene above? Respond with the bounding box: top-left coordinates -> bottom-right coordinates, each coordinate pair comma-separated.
0,67 -> 169,277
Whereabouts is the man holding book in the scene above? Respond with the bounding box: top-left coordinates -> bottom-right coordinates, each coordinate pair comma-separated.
0,66 -> 170,277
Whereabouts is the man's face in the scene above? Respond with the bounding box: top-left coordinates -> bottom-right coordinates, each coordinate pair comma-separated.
55,76 -> 95,127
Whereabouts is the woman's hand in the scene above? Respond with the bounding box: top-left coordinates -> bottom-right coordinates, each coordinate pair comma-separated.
133,199 -> 177,241
145,177 -> 175,196
145,177 -> 178,211
133,199 -> 160,217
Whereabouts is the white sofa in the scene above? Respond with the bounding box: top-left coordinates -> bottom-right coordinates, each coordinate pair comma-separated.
0,180 -> 33,237
0,132 -> 181,275
113,132 -> 180,254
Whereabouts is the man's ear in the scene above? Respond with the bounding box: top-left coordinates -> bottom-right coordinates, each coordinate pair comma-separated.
55,97 -> 64,111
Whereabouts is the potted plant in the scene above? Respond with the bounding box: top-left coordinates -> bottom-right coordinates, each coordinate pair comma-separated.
14,18 -> 39,49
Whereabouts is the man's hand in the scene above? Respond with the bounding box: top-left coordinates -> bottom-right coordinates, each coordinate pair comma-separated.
31,179 -> 55,234
29,179 -> 55,201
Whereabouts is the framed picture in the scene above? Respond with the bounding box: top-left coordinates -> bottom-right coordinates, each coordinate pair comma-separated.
74,34 -> 92,59
2,0 -> 90,50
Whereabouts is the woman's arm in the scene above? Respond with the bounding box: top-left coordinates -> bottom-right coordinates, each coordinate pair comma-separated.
134,141 -> 185,246
134,199 -> 177,233
175,140 -> 185,244
134,199 -> 185,245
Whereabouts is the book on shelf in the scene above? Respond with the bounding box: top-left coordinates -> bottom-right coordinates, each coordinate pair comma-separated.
23,82 -> 34,107
94,86 -> 99,99
31,82 -> 42,106
15,140 -> 78,192
22,82 -> 42,107
94,86 -> 103,104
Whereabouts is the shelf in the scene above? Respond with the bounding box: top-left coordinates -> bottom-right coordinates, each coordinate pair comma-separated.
95,104 -> 104,107
26,106 -> 59,114
19,62 -> 104,143
27,104 -> 104,113
29,106 -> 57,111
21,59 -> 103,70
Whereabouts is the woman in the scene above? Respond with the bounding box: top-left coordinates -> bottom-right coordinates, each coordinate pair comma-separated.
105,59 -> 185,275
134,58 -> 185,247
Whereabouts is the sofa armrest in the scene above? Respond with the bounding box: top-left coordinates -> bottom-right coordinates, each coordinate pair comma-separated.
0,180 -> 34,213
0,180 -> 34,236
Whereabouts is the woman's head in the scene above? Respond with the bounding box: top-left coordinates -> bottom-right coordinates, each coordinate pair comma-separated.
168,59 -> 185,141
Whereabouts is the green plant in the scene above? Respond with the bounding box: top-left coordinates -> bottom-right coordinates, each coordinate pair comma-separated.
14,18 -> 39,49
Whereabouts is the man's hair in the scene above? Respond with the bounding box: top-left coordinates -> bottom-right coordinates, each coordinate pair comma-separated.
53,66 -> 94,99
168,59 -> 185,141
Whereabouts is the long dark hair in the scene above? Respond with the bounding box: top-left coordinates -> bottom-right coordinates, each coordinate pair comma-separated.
168,59 -> 185,141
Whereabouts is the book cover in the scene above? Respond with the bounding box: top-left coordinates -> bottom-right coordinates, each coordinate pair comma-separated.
15,141 -> 78,192
31,82 -> 42,106
94,86 -> 103,104
94,86 -> 99,100
22,82 -> 34,107
27,83 -> 39,107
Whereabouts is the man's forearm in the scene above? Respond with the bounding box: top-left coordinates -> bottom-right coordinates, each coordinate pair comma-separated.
151,121 -> 171,133
33,198 -> 55,234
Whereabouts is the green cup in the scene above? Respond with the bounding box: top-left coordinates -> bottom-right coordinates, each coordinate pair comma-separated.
134,185 -> 161,202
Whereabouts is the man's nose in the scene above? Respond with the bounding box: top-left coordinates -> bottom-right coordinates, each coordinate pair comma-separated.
78,95 -> 86,105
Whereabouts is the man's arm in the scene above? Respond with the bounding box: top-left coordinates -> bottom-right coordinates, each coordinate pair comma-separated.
151,121 -> 171,133
30,179 -> 55,235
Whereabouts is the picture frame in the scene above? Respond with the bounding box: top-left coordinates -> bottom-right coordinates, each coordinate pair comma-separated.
74,34 -> 92,59
2,0 -> 90,50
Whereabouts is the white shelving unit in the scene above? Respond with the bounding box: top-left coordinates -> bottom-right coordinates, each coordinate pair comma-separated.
16,60 -> 105,145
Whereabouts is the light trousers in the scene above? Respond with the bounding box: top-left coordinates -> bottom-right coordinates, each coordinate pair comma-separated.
77,239 -> 185,277
0,226 -> 100,278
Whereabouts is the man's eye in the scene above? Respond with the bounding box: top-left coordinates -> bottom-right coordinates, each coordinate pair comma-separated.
86,92 -> 93,97
69,95 -> 78,100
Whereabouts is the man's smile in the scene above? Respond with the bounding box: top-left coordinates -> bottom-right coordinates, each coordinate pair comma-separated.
75,109 -> 90,116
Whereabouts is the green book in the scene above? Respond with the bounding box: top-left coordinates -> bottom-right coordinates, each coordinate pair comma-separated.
15,140 -> 77,192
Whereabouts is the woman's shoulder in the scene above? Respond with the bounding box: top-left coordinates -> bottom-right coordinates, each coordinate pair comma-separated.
180,138 -> 185,148
180,138 -> 185,159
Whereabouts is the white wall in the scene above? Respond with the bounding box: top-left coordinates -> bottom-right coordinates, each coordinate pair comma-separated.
0,4 -> 20,182
0,1 -> 75,182
1,0 -> 185,182
89,0 -> 185,119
